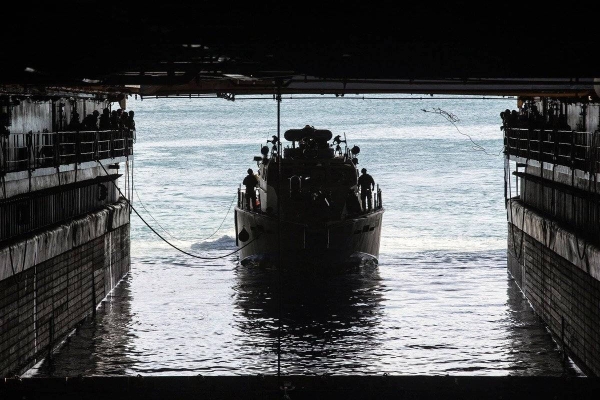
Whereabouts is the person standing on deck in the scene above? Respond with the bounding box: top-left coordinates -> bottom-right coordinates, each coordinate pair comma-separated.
243,168 -> 259,211
68,111 -> 82,131
99,108 -> 111,130
128,110 -> 136,131
358,168 -> 375,212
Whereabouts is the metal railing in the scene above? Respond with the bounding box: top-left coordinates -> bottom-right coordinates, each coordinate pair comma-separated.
238,187 -> 260,211
374,186 -> 383,210
236,185 -> 383,215
0,129 -> 134,174
504,126 -> 600,241
504,127 -> 599,173
0,176 -> 119,242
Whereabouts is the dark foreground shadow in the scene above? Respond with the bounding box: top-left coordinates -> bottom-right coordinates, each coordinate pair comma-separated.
3,375 -> 600,400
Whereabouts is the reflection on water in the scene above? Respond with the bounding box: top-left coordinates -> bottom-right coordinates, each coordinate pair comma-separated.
25,279 -> 135,377
25,250 -> 584,377
504,276 -> 578,375
233,261 -> 385,374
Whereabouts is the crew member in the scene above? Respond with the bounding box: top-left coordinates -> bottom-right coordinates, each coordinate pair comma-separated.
243,168 -> 259,211
357,168 -> 375,211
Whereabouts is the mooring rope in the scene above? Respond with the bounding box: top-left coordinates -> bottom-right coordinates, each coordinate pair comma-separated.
97,161 -> 254,260
133,184 -> 237,243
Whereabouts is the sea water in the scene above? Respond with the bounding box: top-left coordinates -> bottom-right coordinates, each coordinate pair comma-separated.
25,94 -> 583,376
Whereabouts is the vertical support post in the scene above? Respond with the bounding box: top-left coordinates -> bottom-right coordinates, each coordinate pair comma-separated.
26,131 -> 32,170
539,128 -> 544,209
110,129 -> 114,159
234,209 -> 238,247
0,131 -> 6,174
526,127 -> 531,160
125,128 -> 129,158
91,265 -> 96,317
571,130 -> 576,222
516,127 -> 521,159
54,131 -> 60,168
571,129 -> 575,175
275,82 -> 282,384
131,154 -> 134,215
27,131 -> 33,192
504,127 -> 510,206
75,129 -> 81,165
58,101 -> 64,131
94,131 -> 99,161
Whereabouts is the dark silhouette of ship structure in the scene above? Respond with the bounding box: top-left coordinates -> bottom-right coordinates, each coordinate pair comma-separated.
235,125 -> 384,268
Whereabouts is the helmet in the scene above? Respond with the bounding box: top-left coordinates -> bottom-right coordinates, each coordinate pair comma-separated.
361,168 -> 367,173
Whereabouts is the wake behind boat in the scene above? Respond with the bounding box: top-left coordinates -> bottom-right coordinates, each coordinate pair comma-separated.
234,125 -> 384,268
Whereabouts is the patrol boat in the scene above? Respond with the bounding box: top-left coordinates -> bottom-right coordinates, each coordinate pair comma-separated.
234,125 -> 384,268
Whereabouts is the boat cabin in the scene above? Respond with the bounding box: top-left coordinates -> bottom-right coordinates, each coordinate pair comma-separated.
251,125 -> 371,222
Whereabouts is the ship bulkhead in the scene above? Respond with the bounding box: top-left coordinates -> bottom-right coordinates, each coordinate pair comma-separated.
0,91 -> 134,377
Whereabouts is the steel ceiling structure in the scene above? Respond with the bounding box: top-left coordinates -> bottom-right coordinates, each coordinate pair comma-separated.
2,2 -> 599,98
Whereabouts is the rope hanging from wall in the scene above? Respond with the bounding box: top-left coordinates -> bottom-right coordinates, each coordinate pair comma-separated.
97,161 -> 255,262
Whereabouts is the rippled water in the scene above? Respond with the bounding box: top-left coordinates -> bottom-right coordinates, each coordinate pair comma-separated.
26,95 -> 583,377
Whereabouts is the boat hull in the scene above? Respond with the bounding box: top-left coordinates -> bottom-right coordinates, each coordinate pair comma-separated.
234,207 -> 384,268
